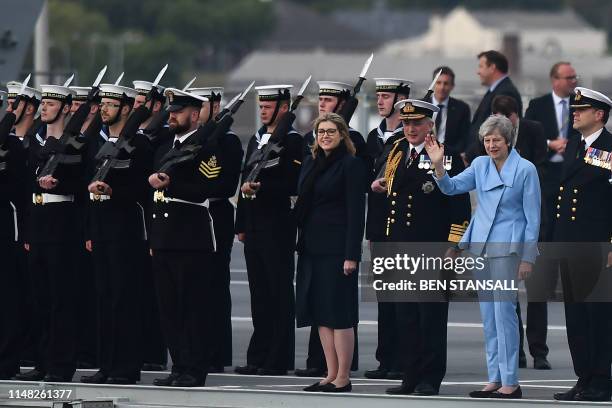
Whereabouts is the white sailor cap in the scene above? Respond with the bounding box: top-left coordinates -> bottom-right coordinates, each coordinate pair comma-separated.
7,82 -> 42,101
69,86 -> 92,101
40,84 -> 76,102
317,81 -> 351,97
164,88 -> 208,112
572,87 -> 612,111
188,87 -> 224,101
255,85 -> 292,101
374,78 -> 413,95
132,80 -> 166,97
394,99 -> 439,120
98,84 -> 138,102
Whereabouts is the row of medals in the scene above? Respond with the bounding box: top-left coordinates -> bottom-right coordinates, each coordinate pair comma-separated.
417,154 -> 453,171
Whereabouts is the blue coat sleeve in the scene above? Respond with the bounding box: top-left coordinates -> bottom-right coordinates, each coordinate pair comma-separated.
521,164 -> 541,263
433,159 -> 477,195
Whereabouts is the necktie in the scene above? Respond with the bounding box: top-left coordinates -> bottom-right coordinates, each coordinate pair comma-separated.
435,104 -> 444,132
174,139 -> 181,149
410,148 -> 418,161
560,100 -> 569,138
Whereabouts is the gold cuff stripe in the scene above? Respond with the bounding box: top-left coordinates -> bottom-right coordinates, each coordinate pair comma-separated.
448,233 -> 463,243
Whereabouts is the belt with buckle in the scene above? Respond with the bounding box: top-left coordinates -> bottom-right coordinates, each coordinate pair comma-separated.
89,193 -> 111,202
32,193 -> 74,205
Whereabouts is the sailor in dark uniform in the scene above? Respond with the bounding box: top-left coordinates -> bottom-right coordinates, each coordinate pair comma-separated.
148,88 -> 218,387
373,99 -> 471,395
189,86 -> 243,372
132,79 -> 169,372
552,87 -> 612,402
295,80 -> 362,377
0,84 -> 40,379
234,85 -> 302,376
364,78 -> 412,380
80,83 -> 153,385
16,83 -> 83,382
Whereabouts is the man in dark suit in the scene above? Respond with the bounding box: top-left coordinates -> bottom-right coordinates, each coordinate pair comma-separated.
523,62 -> 580,370
552,87 -> 612,402
467,50 -> 522,162
426,66 -> 471,156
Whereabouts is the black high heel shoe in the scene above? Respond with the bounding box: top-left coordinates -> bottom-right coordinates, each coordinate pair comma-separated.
303,381 -> 324,392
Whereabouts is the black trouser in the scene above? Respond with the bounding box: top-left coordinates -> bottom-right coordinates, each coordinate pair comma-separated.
517,303 -> 550,359
560,253 -> 612,391
92,240 -> 144,379
209,201 -> 234,368
28,242 -> 79,378
139,249 -> 167,367
76,248 -> 98,367
375,301 -> 401,371
244,232 -> 295,370
153,250 -> 213,379
395,302 -> 448,391
0,240 -> 23,376
304,326 -> 358,371
17,244 -> 40,366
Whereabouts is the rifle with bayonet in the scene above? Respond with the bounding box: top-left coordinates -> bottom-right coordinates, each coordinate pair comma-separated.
243,76 -> 311,191
338,53 -> 373,124
156,81 -> 255,177
37,68 -> 108,178
90,65 -> 168,185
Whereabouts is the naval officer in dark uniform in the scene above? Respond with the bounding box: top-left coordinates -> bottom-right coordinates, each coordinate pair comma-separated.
552,87 -> 612,402
372,99 -> 471,396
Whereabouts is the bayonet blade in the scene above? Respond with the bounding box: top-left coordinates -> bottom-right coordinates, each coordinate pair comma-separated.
222,93 -> 241,111
19,74 -> 31,94
114,72 -> 124,85
359,53 -> 374,79
182,76 -> 196,91
63,73 -> 75,87
240,81 -> 255,100
297,75 -> 312,97
428,69 -> 442,92
152,64 -> 168,87
92,66 -> 107,88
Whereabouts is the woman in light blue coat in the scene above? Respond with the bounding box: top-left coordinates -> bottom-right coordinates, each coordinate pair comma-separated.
425,115 -> 541,399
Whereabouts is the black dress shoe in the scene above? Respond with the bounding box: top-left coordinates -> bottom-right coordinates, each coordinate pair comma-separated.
518,352 -> 527,368
575,388 -> 612,402
153,372 -> 181,386
413,383 -> 438,396
533,357 -> 551,370
489,386 -> 522,399
13,368 -> 45,381
234,364 -> 258,375
81,371 -> 108,384
364,367 -> 388,379
553,386 -> 583,401
295,367 -> 325,377
171,373 -> 205,387
303,381 -> 324,392
257,368 -> 287,376
386,383 -> 415,395
321,381 -> 352,393
469,388 -> 499,398
43,374 -> 72,383
208,366 -> 224,373
142,363 -> 167,371
106,376 -> 136,385
386,371 -> 403,380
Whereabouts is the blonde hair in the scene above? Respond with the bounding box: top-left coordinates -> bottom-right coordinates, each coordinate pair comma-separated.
311,112 -> 356,158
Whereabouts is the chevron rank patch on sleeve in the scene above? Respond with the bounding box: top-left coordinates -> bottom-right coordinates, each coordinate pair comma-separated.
199,155 -> 222,179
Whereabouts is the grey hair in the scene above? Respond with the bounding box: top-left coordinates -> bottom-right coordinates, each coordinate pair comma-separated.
478,115 -> 513,144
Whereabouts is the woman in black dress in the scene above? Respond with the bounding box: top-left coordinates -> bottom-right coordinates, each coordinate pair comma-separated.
295,113 -> 366,393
